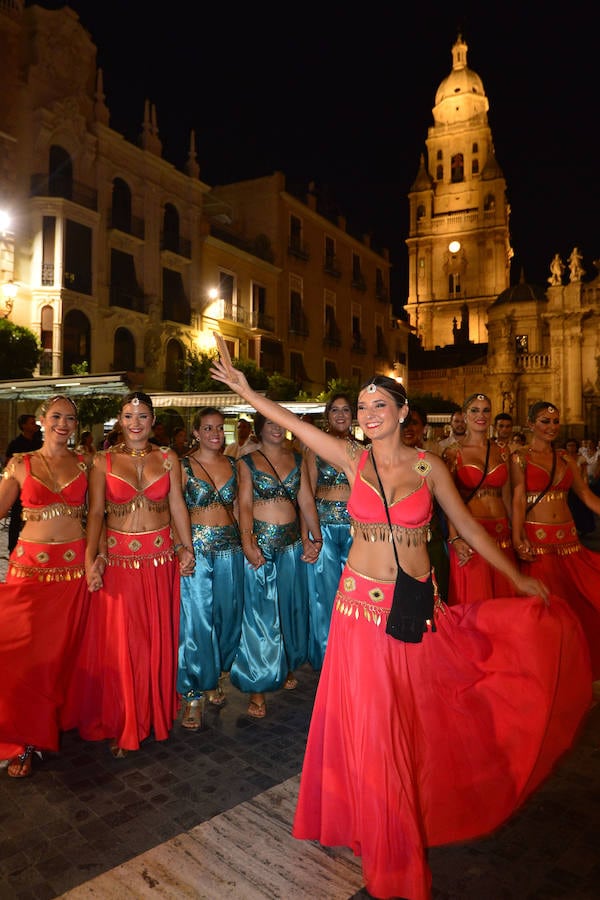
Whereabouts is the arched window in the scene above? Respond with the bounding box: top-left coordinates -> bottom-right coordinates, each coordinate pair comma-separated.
484,193 -> 496,211
62,309 -> 91,374
472,142 -> 478,153
40,305 -> 54,375
163,203 -> 180,253
48,145 -> 73,200
111,178 -> 132,232
436,149 -> 443,160
113,327 -> 135,372
417,204 -> 426,220
436,164 -> 443,180
451,154 -> 464,183
165,338 -> 184,391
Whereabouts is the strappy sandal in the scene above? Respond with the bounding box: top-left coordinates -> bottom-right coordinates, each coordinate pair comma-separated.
181,698 -> 204,730
206,687 -> 226,707
283,674 -> 298,690
109,741 -> 128,759
247,698 -> 267,718
7,745 -> 41,778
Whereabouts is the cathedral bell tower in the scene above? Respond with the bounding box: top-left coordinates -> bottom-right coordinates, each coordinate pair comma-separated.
405,35 -> 512,350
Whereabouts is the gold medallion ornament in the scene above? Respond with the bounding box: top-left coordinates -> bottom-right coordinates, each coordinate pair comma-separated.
414,457 -> 432,476
366,383 -> 377,393
132,396 -> 140,406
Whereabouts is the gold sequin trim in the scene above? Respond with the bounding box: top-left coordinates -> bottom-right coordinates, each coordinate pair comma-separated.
22,503 -> 85,521
8,564 -> 85,582
526,491 -> 567,505
105,498 -> 169,516
105,548 -> 176,569
350,520 -> 431,546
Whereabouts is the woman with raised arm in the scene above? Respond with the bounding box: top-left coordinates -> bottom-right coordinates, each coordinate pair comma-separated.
211,342 -> 591,900
0,396 -> 93,778
512,400 -> 600,679
229,410 -> 322,718
176,407 -> 244,727
443,393 -> 517,604
74,391 -> 194,757
304,393 -> 359,669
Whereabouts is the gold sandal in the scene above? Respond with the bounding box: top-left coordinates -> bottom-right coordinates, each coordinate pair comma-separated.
206,687 -> 226,707
7,745 -> 39,778
247,696 -> 267,718
181,697 -> 204,730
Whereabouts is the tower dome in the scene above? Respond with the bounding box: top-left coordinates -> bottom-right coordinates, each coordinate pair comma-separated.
433,35 -> 488,126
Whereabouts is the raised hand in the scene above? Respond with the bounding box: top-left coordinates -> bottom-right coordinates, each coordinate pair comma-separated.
210,332 -> 250,395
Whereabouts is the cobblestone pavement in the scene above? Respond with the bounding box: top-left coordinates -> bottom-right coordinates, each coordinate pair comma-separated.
0,520 -> 599,899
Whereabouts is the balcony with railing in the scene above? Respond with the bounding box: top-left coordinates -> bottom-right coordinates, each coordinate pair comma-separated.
110,285 -> 147,314
375,283 -> 389,302
323,254 -> 341,278
108,212 -> 145,240
288,237 -> 310,261
323,321 -> 342,347
221,301 -> 248,326
289,308 -> 309,336
351,273 -> 367,292
30,174 -> 98,211
516,353 -> 551,371
351,334 -> 367,354
160,231 -> 191,259
249,310 -> 275,332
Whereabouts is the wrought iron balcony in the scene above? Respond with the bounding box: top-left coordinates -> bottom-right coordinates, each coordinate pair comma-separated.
289,309 -> 309,336
351,274 -> 367,292
249,310 -> 275,332
288,238 -> 310,261
323,255 -> 342,278
323,323 -> 342,347
351,335 -> 367,354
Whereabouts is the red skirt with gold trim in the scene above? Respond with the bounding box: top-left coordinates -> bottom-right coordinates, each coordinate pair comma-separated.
521,520 -> 600,677
66,526 -> 180,750
293,564 -> 591,900
0,538 -> 90,757
447,516 -> 517,605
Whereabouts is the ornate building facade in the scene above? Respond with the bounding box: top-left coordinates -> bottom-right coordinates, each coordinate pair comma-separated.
0,1 -> 407,450
405,35 -> 600,440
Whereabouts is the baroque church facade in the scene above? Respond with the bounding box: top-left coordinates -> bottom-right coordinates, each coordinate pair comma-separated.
404,36 -> 600,440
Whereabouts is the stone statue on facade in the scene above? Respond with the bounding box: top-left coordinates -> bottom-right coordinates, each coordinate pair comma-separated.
548,253 -> 564,286
568,247 -> 585,283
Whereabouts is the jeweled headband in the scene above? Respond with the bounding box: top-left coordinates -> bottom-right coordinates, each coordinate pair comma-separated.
360,375 -> 408,409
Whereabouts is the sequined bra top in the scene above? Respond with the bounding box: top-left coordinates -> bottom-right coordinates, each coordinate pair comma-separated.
454,450 -> 508,498
314,456 -> 350,491
20,452 -> 87,522
241,452 -> 302,503
181,456 -> 237,511
105,448 -> 171,516
524,449 -> 572,505
347,449 -> 432,545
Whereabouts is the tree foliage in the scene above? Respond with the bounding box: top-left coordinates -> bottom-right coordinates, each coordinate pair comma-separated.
0,320 -> 41,378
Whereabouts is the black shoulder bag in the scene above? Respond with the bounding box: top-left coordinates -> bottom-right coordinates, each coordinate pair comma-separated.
370,450 -> 436,644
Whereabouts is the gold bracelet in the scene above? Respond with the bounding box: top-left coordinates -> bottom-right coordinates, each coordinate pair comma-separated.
97,552 -> 109,564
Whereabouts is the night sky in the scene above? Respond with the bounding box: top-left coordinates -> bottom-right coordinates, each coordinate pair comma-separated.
29,1 -> 600,310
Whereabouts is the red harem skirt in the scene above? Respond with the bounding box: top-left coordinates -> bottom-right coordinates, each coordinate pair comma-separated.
521,519 -> 600,678
448,516 -> 517,604
68,526 -> 180,750
293,564 -> 591,900
0,538 -> 90,758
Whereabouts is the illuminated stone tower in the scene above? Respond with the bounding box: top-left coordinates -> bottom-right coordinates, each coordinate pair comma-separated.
405,35 -> 512,350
